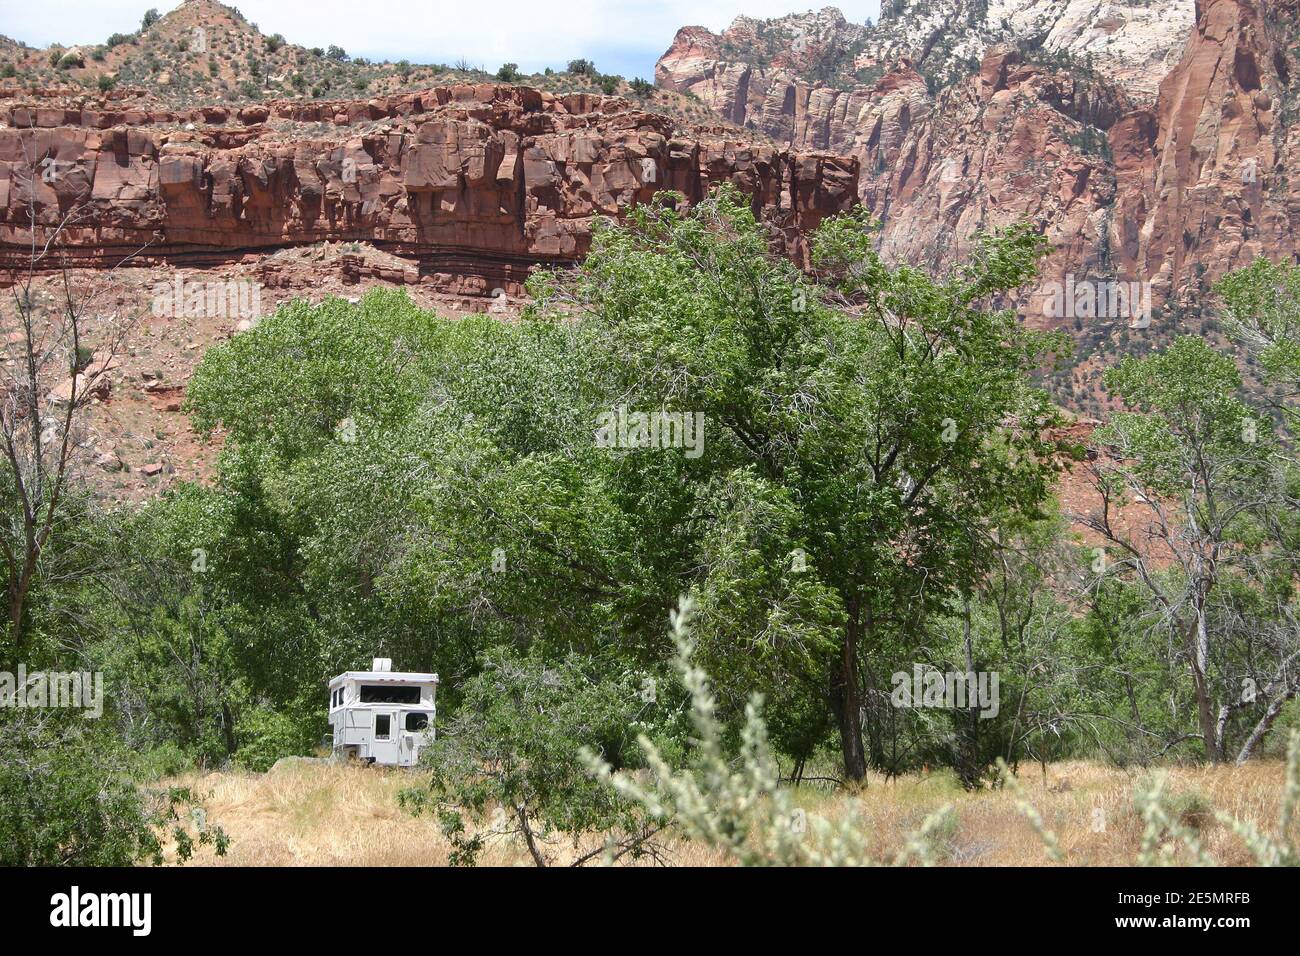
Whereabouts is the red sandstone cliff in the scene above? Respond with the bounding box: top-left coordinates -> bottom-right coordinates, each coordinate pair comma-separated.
0,85 -> 858,294
1125,0 -> 1300,298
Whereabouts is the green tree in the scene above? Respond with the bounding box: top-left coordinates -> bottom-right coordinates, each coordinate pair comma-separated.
1217,257 -> 1300,428
0,712 -> 226,866
530,192 -> 1065,779
1083,337 -> 1292,762
182,193 -> 1063,784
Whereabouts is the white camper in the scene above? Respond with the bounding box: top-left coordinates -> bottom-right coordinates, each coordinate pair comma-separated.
328,658 -> 438,767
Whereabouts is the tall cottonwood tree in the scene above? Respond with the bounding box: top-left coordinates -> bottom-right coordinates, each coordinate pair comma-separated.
1081,336 -> 1294,762
530,190 -> 1064,780
1216,260 -> 1300,759
183,190 -> 1063,782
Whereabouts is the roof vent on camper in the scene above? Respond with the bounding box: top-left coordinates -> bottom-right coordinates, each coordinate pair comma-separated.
372,658 -> 392,672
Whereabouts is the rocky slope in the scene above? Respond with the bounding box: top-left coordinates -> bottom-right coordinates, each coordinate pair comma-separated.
0,84 -> 858,296
863,0 -> 1195,100
2,0 -> 688,111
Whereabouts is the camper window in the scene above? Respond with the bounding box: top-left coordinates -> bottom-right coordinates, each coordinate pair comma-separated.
360,685 -> 421,704
405,713 -> 429,731
375,714 -> 391,739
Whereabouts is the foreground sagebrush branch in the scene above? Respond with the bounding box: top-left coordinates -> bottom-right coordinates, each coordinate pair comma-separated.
584,598 -> 954,866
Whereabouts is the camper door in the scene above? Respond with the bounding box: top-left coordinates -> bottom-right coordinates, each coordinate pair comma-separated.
370,709 -> 400,764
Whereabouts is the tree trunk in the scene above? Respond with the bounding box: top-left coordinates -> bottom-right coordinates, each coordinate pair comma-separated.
832,598 -> 867,782
6,581 -> 26,659
1187,605 -> 1222,762
1236,686 -> 1298,764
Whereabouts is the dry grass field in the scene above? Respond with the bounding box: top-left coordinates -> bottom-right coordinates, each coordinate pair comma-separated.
167,757 -> 1290,867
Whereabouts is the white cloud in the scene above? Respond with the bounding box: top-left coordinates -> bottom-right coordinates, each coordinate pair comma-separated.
1,1 -> 882,79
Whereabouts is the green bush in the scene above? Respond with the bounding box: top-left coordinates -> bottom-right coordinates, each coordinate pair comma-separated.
0,713 -> 225,865
234,707 -> 303,773
131,742 -> 194,782
401,649 -> 673,866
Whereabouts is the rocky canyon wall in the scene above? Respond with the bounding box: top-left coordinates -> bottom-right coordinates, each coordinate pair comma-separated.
657,0 -> 1300,329
0,85 -> 859,294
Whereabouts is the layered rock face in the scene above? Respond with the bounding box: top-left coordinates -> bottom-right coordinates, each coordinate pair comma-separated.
856,50 -> 1130,323
1124,0 -> 1300,300
658,0 -> 1300,324
656,1 -> 1193,123
0,85 -> 859,294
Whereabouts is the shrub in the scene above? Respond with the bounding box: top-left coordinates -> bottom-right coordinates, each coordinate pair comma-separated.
0,713 -> 226,865
567,58 -> 597,76
496,62 -> 521,83
401,649 -> 670,866
234,707 -> 303,773
132,742 -> 193,781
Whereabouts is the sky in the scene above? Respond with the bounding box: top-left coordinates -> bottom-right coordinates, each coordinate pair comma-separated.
0,0 -> 883,80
